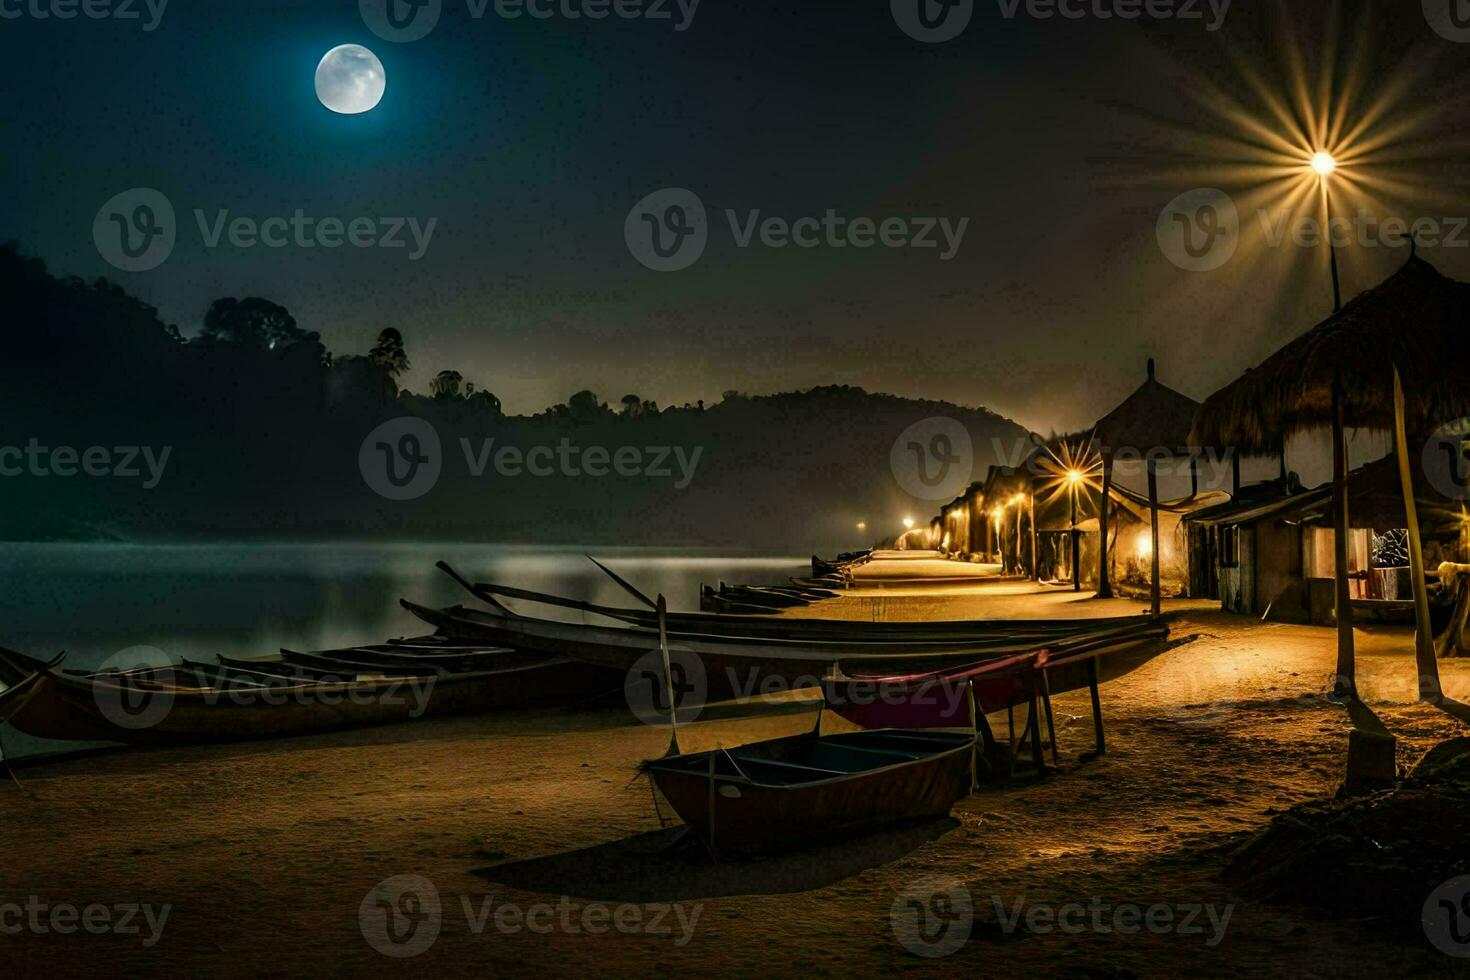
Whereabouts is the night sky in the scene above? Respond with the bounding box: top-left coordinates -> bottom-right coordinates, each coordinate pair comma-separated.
5,0 -> 1470,432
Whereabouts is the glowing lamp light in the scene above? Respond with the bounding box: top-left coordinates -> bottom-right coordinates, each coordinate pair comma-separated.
1310,151 -> 1337,176
1066,469 -> 1083,485
856,522 -> 867,531
1010,494 -> 1026,506
1137,536 -> 1152,561
902,517 -> 915,529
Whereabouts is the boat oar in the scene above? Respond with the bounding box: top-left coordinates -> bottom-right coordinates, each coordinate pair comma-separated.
434,562 -> 519,617
657,594 -> 681,757
589,556 -> 657,610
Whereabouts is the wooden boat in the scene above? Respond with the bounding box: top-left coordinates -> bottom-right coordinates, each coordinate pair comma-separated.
400,599 -> 1170,694
812,550 -> 871,578
0,644 -> 622,747
436,563 -> 1165,642
641,728 -> 974,853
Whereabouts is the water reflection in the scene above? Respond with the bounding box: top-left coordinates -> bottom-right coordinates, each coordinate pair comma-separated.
0,543 -> 805,669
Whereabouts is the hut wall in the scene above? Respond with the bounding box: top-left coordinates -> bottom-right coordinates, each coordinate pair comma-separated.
1254,520 -> 1309,623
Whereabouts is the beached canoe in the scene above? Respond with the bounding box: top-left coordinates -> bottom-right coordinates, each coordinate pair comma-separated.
642,728 -> 974,853
403,599 -> 1166,669
0,645 -> 622,747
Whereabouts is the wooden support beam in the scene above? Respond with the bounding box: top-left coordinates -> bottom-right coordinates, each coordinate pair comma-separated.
1392,366 -> 1442,702
1331,374 -> 1357,698
1148,456 -> 1161,618
1097,453 -> 1114,598
1084,657 -> 1106,759
1038,669 -> 1060,768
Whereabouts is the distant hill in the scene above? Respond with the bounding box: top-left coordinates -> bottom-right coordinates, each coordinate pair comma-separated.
0,244 -> 1026,550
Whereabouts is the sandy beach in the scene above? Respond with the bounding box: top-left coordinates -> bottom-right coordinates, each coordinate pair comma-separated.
4,560 -> 1469,979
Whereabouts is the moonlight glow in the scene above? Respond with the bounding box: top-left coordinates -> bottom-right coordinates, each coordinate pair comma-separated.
315,44 -> 385,115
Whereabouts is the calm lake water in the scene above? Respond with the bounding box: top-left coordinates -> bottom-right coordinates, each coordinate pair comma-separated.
0,543 -> 805,759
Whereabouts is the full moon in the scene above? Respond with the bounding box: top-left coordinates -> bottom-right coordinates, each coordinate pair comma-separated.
315,44 -> 385,115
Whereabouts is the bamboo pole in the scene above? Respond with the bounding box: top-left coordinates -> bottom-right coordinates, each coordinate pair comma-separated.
656,595 -> 682,756
1148,457 -> 1162,617
1393,367 -> 1442,700
1331,375 -> 1357,698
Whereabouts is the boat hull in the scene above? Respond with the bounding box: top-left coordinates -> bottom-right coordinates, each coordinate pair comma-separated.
0,650 -> 621,746
645,730 -> 973,853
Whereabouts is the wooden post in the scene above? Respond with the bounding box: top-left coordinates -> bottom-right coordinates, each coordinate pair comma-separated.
1232,452 -> 1241,497
1029,492 -> 1038,582
1393,367 -> 1442,701
1148,456 -> 1162,617
1086,657 -> 1106,758
1027,683 -> 1046,777
657,595 -> 681,756
1331,374 -> 1357,698
1097,453 -> 1114,597
1038,668 -> 1060,768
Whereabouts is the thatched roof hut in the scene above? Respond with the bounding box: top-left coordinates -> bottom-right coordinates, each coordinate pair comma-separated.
1095,359 -> 1200,455
1191,255 -> 1470,454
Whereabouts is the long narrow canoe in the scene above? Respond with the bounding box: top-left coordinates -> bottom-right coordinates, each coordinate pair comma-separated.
0,645 -> 622,746
643,728 -> 972,853
447,571 -> 1158,642
401,600 -> 1170,691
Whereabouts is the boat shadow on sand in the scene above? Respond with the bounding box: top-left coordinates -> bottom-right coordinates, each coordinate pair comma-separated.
473,817 -> 961,902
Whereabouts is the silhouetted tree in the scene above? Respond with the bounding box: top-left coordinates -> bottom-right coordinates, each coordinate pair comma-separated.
200,297 -> 314,353
368,328 -> 410,378
620,394 -> 642,417
431,369 -> 465,399
567,389 -> 605,423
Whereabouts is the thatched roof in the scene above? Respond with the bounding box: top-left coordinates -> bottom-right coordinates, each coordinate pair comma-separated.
1190,255 -> 1470,455
1094,360 -> 1200,454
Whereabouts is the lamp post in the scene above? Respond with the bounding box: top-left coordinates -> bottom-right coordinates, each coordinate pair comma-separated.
1313,150 -> 1356,696
1068,469 -> 1082,591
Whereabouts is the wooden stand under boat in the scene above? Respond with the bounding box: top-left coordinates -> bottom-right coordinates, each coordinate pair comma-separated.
642,729 -> 974,854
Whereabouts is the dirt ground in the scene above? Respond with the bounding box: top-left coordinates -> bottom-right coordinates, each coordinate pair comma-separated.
4,555 -> 1470,979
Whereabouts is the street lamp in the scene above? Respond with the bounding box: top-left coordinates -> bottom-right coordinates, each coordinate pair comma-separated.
1312,150 -> 1342,312
1067,470 -> 1082,591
